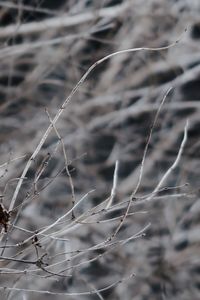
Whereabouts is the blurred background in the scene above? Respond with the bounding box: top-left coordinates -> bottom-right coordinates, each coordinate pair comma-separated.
0,0 -> 200,299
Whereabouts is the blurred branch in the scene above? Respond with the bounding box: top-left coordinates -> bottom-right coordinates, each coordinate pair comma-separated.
0,2 -> 130,38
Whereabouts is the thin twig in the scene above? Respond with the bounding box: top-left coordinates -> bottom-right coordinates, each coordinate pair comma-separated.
45,109 -> 76,219
22,190 -> 94,245
131,87 -> 173,198
0,272 -> 135,296
147,120 -> 189,201
105,88 -> 172,243
9,40 -> 181,213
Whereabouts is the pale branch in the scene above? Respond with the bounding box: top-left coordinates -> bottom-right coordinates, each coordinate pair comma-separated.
146,120 -> 189,201
9,39 -> 182,213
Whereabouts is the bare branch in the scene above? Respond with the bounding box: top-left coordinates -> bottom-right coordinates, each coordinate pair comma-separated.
147,120 -> 189,201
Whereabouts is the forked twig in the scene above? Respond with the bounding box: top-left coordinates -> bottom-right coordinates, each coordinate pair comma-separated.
9,40 -> 181,213
147,120 -> 189,201
131,87 -> 172,198
105,88 -> 172,242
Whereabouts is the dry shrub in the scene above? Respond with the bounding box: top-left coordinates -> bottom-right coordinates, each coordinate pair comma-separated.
0,1 -> 200,299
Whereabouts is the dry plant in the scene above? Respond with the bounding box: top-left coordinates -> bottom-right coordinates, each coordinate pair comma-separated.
0,1 -> 200,300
